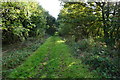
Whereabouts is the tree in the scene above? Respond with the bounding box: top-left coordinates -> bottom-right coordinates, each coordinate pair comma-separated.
45,12 -> 57,35
96,2 -> 120,45
57,2 -> 101,42
1,1 -> 48,44
57,1 -> 120,46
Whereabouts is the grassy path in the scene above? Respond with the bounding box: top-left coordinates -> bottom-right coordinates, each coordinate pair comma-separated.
9,36 -> 99,78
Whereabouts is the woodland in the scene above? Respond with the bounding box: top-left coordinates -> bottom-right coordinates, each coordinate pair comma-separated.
1,0 -> 120,78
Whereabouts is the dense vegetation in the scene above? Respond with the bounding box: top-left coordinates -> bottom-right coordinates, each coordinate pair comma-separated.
1,1 -> 56,78
2,36 -> 47,78
1,1 -> 120,79
57,1 -> 120,78
58,2 -> 120,46
1,1 -> 56,44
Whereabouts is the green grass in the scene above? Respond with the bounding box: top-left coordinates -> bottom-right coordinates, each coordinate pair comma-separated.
2,37 -> 44,78
8,36 -> 100,78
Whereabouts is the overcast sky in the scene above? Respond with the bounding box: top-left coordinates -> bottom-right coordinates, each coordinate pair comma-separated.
38,0 -> 62,19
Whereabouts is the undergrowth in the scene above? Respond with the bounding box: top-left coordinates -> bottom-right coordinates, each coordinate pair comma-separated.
69,37 -> 120,78
2,37 -> 46,78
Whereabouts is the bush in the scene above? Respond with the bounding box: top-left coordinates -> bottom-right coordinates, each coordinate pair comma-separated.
69,38 -> 120,78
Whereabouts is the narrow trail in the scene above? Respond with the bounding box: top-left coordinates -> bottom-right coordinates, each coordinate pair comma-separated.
9,36 -> 99,78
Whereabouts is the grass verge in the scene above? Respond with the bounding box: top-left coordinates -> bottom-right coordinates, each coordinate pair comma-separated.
2,37 -> 46,78
8,36 -> 100,78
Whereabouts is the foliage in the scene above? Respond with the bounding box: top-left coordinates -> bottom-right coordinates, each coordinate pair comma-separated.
1,1 -> 47,44
57,2 -> 102,41
45,12 -> 57,35
57,2 -> 120,46
57,2 -> 120,78
1,1 -> 120,79
70,38 -> 120,78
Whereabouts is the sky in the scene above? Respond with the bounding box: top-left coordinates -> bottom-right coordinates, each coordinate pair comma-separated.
38,0 -> 62,19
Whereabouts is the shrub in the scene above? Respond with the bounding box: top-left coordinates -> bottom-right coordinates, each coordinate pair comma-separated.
69,38 -> 119,78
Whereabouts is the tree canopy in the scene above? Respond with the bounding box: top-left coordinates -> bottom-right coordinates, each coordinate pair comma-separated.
57,2 -> 120,45
1,1 -> 57,44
